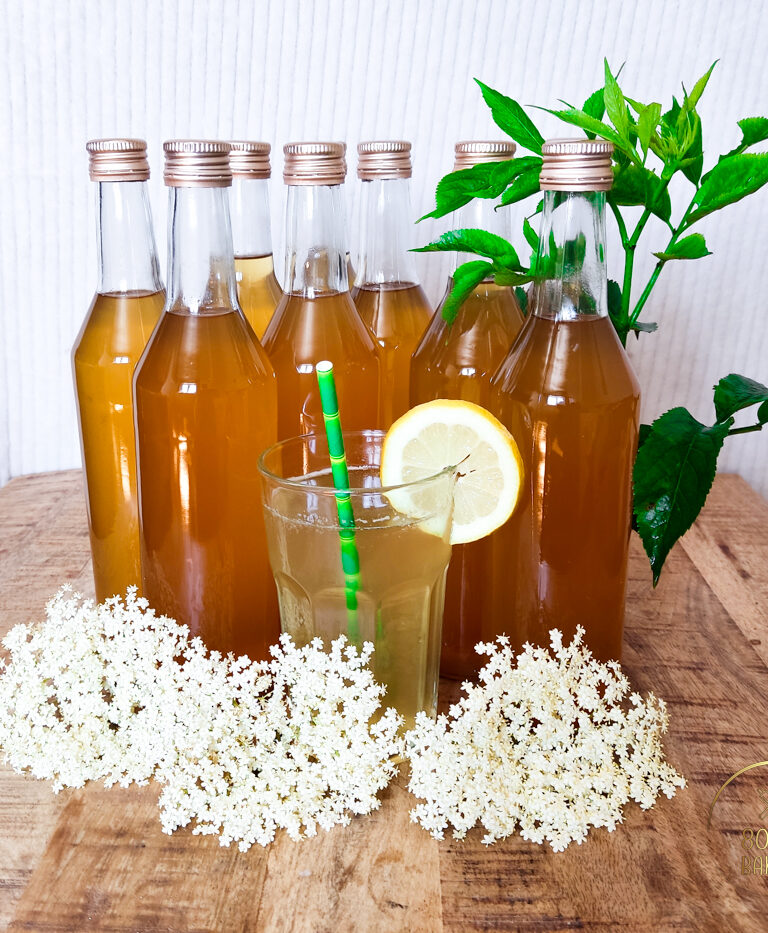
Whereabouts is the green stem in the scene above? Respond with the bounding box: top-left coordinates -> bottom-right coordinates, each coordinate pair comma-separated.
728,423 -> 764,436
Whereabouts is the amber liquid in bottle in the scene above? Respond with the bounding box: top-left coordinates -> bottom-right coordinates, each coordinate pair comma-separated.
234,254 -> 282,338
230,168 -> 281,339
489,189 -> 640,662
262,178 -> 379,439
73,162 -> 164,602
135,173 -> 279,660
410,163 -> 525,679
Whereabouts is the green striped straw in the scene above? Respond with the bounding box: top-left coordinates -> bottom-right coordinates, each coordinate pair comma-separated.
315,360 -> 360,640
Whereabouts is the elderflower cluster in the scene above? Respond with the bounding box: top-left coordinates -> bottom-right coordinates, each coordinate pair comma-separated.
0,587 -> 402,849
405,627 -> 685,851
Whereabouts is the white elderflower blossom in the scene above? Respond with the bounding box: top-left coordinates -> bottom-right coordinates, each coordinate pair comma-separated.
405,627 -> 685,851
0,588 -> 403,849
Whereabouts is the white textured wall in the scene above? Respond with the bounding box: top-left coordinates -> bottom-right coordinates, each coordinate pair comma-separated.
1,0 -> 767,494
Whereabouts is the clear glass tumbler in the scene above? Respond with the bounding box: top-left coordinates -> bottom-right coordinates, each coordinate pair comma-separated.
258,430 -> 455,728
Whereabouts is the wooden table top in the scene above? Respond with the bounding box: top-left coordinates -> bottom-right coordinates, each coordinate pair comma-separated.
1,470 -> 767,932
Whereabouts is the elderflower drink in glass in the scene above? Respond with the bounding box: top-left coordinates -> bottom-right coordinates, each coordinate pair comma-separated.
259,431 -> 454,729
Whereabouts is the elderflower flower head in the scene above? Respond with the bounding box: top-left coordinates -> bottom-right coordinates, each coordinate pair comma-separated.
405,627 -> 685,851
0,588 -> 403,849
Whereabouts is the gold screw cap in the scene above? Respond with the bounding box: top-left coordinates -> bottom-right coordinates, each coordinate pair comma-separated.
283,142 -> 347,186
539,139 -> 614,191
453,140 -> 517,170
357,141 -> 412,180
229,141 -> 271,179
163,140 -> 232,188
86,138 -> 150,182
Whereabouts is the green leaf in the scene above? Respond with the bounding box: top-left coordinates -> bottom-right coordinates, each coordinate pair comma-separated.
498,166 -> 541,206
686,153 -> 768,226
539,106 -> 635,159
514,286 -> 529,315
582,87 -> 605,126
719,117 -> 768,161
420,157 -> 541,220
759,400 -> 768,424
686,60 -> 718,112
414,228 -> 523,270
522,216 -> 539,251
653,233 -> 711,261
633,408 -> 731,584
492,268 -> 535,286
637,102 -> 662,158
606,278 -> 623,331
603,59 -> 630,143
475,80 -> 545,154
610,164 -> 672,223
441,260 -> 493,325
713,374 -> 768,423
681,115 -> 703,185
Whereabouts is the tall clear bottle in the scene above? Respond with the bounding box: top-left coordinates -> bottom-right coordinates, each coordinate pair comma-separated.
229,141 -> 282,339
134,140 -> 280,660
489,139 -> 641,662
262,142 -> 380,439
410,140 -> 525,680
351,141 -> 432,428
73,139 -> 165,601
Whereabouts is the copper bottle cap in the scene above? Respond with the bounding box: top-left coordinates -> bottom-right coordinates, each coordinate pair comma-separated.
283,142 -> 347,186
86,138 -> 150,182
357,141 -> 412,180
229,140 -> 271,179
539,139 -> 614,191
163,140 -> 232,188
453,140 -> 517,170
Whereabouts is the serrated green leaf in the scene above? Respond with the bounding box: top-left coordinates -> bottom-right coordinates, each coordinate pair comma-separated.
540,106 -> 639,162
582,87 -> 605,130
713,373 -> 768,423
492,268 -> 535,286
637,103 -> 662,158
420,157 -> 542,221
604,59 -> 630,143
610,164 -> 672,223
718,116 -> 768,162
686,153 -> 768,226
522,217 -> 539,251
686,60 -> 718,112
681,115 -> 703,184
499,166 -> 541,206
653,233 -> 711,261
413,228 -> 523,270
475,80 -> 545,154
441,260 -> 493,324
633,407 -> 730,584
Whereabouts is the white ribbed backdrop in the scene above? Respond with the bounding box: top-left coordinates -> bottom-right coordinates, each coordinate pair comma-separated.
1,0 -> 767,495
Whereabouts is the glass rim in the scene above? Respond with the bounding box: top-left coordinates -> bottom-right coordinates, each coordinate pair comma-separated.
257,429 -> 457,495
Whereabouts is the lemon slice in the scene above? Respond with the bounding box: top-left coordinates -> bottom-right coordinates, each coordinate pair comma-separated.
380,399 -> 523,545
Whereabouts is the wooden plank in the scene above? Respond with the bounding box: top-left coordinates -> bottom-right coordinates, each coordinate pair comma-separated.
679,474 -> 768,667
0,470 -> 93,929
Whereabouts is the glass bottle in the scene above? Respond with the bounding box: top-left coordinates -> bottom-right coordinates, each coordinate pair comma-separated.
410,140 -> 525,680
134,140 -> 280,660
73,139 -> 165,602
351,141 -> 432,428
262,142 -> 380,439
229,141 -> 282,339
489,139 -> 641,662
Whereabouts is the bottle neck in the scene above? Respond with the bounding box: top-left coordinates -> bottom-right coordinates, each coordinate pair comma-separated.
354,177 -> 419,288
230,177 -> 273,258
451,196 -> 511,275
531,190 -> 608,321
283,184 -> 348,297
95,181 -> 163,294
166,186 -> 238,314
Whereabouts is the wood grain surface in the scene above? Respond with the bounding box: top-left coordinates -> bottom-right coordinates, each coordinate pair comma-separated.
1,470 -> 767,932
